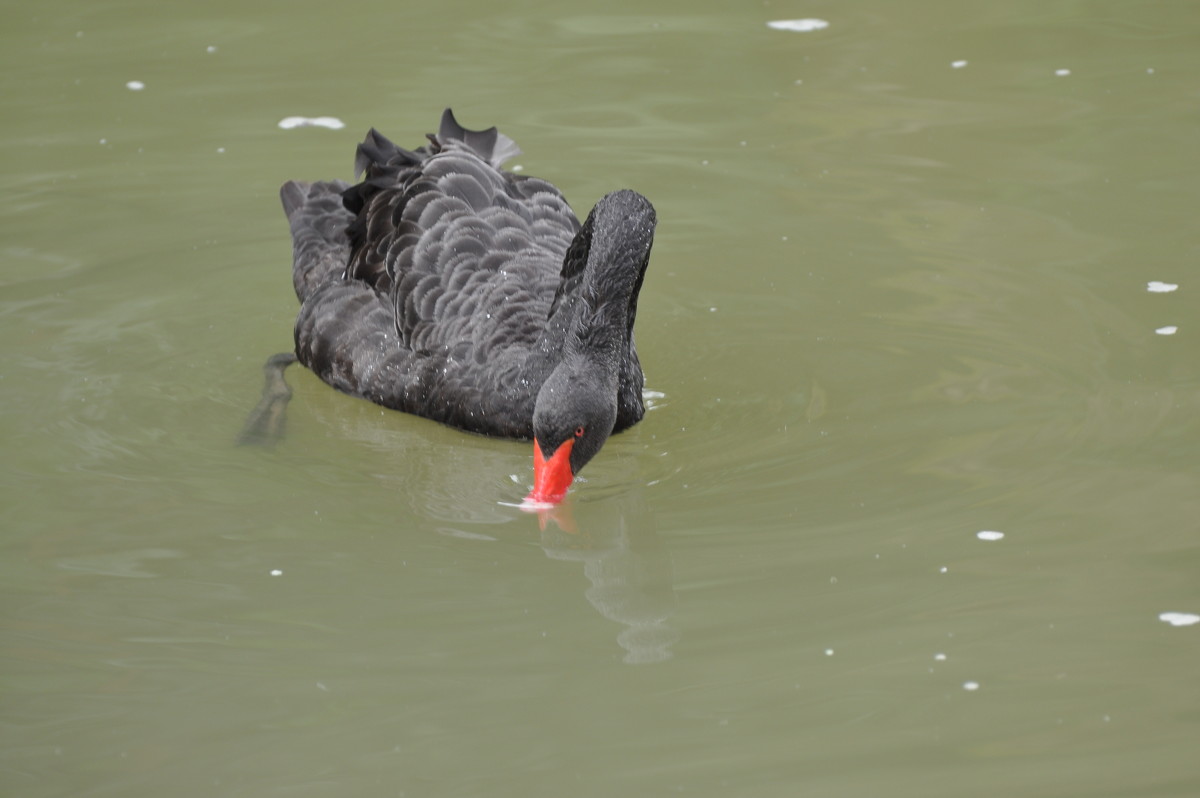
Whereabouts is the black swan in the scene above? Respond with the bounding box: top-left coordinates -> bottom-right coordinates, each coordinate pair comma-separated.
242,109 -> 656,505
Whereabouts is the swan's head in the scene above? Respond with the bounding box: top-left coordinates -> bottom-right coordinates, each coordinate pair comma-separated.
524,365 -> 618,506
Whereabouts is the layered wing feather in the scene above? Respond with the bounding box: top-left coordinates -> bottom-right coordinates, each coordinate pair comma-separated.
290,111 -> 586,438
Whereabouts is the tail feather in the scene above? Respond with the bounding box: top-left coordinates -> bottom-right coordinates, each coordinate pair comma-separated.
280,179 -> 311,221
437,108 -> 521,167
280,180 -> 352,303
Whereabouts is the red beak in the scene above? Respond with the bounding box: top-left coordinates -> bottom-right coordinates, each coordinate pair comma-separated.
524,437 -> 575,505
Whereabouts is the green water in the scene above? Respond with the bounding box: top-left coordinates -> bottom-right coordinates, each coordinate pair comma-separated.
3,1 -> 1199,796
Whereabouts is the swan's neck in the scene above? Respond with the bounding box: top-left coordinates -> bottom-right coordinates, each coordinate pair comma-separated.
524,189 -> 655,390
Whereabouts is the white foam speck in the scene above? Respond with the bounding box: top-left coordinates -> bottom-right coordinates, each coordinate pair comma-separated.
951,60 -> 968,69
278,116 -> 345,130
824,648 -> 834,656
963,681 -> 980,691
977,530 -> 1005,541
516,499 -> 557,511
126,80 -> 145,91
1155,326 -> 1178,335
269,569 -> 283,576
206,45 -> 217,53
767,19 -> 830,33
1054,68 -> 1071,76
1147,281 -> 1178,293
939,566 -> 948,573
1159,612 -> 1199,627
934,653 -> 947,661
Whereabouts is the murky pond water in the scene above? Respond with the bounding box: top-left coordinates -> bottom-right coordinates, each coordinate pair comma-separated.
4,1 -> 1199,796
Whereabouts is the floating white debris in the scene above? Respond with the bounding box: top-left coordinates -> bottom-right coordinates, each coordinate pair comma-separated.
1054,68 -> 1071,76
767,19 -> 830,33
934,653 -> 947,661
951,60 -> 968,69
1147,281 -> 1178,293
1159,612 -> 1199,627
939,566 -> 949,573
963,681 -> 980,691
1155,325 -> 1178,336
269,569 -> 283,576
206,45 -> 217,53
126,80 -> 145,91
976,530 -> 1005,541
278,116 -> 345,130
824,648 -> 835,656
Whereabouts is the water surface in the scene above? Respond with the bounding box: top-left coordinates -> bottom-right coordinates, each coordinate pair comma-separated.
3,1 -> 1199,796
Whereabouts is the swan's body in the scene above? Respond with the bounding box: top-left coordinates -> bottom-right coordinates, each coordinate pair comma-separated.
272,109 -> 656,503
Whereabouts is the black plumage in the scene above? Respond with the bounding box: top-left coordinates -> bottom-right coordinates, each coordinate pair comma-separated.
267,109 -> 656,497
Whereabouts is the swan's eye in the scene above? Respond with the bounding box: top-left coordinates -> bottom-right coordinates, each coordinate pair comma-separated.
574,426 -> 585,438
